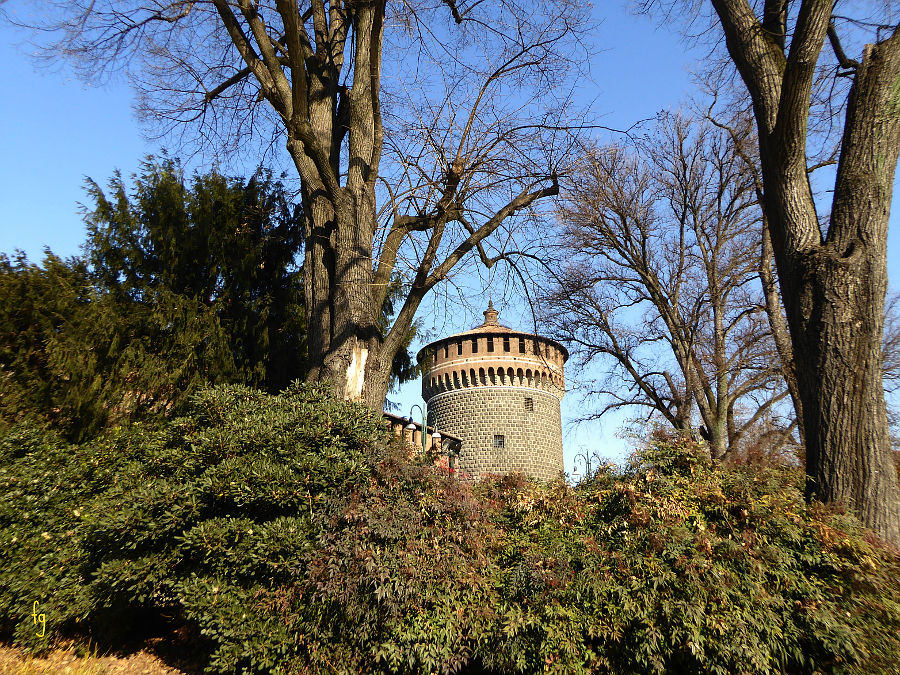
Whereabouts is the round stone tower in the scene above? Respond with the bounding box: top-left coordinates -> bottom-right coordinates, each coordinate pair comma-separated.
417,302 -> 567,481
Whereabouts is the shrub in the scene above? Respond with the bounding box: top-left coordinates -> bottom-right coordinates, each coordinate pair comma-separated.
78,383 -> 386,671
0,383 -> 387,668
0,422 -> 143,651
296,435 -> 900,674
469,437 -> 900,674
3,397 -> 899,674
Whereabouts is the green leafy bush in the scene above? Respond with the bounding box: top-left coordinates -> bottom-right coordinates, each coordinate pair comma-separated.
3,396 -> 899,674
297,434 -> 900,674
78,383 -> 385,670
469,437 -> 900,674
0,422 -> 144,651
0,383 -> 386,667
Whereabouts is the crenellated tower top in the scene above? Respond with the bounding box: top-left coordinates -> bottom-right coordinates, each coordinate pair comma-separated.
416,303 -> 568,400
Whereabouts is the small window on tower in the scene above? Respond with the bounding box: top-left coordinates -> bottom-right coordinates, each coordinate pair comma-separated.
524,397 -> 534,411
503,336 -> 511,352
493,434 -> 505,449
487,337 -> 494,352
457,340 -> 463,356
472,338 -> 479,353
444,344 -> 449,358
518,337 -> 525,353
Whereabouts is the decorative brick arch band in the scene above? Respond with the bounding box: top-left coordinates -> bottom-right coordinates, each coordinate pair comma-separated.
424,365 -> 564,400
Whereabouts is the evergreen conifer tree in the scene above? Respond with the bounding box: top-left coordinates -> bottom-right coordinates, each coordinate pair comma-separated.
1,157 -> 417,440
85,157 -> 306,391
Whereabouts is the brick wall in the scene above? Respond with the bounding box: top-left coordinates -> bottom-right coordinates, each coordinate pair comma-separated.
427,386 -> 563,482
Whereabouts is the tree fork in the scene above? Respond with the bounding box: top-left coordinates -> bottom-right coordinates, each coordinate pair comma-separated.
714,0 -> 900,543
793,36 -> 900,543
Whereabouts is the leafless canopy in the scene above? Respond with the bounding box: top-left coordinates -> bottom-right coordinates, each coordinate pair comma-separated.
545,113 -> 793,460
15,0 -> 592,407
637,0 -> 900,542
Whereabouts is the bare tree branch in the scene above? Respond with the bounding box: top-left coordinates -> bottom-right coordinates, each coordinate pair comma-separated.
544,111 -> 792,460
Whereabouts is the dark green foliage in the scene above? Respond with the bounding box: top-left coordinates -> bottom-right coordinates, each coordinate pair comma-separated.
1,156 -> 419,439
2,398 -> 898,673
0,251 -> 235,441
0,384 -> 387,670
1,157 -> 305,441
78,383 -> 383,664
84,156 -> 306,392
0,421 -> 145,651
0,252 -> 94,433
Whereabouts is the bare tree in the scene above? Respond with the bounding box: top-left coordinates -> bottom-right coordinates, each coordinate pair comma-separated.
649,0 -> 900,543
884,291 -> 900,456
701,103 -> 808,450
545,113 -> 793,460
12,0 -> 588,410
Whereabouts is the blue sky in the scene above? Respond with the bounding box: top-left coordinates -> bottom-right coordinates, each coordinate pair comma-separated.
2,4 -> 898,472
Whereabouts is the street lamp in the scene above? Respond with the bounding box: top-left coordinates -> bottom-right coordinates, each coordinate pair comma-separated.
406,403 -> 428,455
573,450 -> 592,481
431,430 -> 442,457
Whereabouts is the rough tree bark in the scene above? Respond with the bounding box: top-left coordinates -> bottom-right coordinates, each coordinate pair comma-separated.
707,0 -> 900,543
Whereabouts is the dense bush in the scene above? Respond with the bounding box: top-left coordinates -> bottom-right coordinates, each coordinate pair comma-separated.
296,435 -> 900,674
0,383 -> 385,666
2,391 -> 899,674
0,421 -> 142,650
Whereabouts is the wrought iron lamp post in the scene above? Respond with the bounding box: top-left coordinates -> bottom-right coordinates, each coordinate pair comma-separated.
572,450 -> 593,481
405,403 -> 428,455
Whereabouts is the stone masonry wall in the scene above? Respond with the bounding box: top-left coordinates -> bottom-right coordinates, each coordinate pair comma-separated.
427,386 -> 563,482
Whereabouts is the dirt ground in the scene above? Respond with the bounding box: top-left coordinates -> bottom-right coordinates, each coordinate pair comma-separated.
0,644 -> 186,675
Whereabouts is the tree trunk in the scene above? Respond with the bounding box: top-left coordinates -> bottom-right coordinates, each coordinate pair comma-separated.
708,0 -> 900,544
790,254 -> 900,541
765,38 -> 900,543
297,184 -> 395,410
787,41 -> 900,542
707,421 -> 729,460
284,2 -> 395,412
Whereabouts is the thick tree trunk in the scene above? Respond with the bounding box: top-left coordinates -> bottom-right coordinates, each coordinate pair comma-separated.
766,39 -> 900,544
710,0 -> 900,544
297,195 -> 394,410
791,41 -> 900,542
320,221 -> 389,408
707,421 -> 729,460
284,2 -> 395,412
790,254 -> 899,541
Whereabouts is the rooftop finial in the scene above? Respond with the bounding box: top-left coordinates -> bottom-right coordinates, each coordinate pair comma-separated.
482,300 -> 499,326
